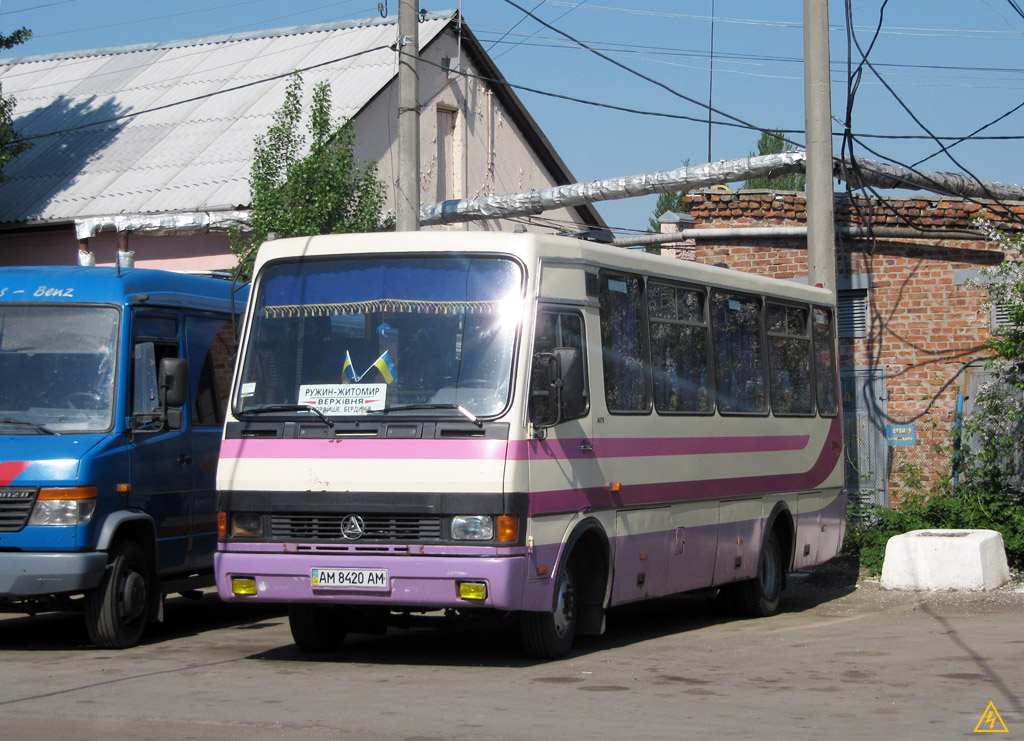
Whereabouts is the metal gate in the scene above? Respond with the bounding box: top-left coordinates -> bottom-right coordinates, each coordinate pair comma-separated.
841,367 -> 889,513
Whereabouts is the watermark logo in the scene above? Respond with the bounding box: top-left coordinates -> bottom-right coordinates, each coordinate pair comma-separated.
974,702 -> 1008,733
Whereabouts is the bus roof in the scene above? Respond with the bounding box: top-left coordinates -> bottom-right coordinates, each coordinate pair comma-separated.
251,232 -> 834,305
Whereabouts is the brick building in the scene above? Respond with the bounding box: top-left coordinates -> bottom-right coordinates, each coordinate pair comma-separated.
663,189 -> 1024,508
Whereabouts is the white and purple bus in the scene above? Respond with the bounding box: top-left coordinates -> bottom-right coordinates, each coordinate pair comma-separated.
215,231 -> 846,658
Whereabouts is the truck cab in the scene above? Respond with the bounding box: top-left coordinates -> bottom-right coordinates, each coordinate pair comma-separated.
0,266 -> 246,647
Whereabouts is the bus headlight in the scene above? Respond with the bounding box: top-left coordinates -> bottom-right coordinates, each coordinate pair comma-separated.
230,513 -> 264,538
451,515 -> 494,540
29,487 -> 97,526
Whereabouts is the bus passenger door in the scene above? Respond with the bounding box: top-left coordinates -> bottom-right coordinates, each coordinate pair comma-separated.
527,307 -> 600,571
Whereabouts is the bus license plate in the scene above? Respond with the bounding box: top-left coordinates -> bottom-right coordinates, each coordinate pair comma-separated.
311,568 -> 389,590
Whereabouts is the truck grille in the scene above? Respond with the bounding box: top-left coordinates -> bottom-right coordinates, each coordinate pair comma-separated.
270,514 -> 443,541
0,487 -> 37,532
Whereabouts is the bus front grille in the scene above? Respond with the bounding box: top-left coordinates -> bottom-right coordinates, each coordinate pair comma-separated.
269,514 -> 443,541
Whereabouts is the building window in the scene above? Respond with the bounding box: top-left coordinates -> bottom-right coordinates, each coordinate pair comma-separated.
436,107 -> 458,202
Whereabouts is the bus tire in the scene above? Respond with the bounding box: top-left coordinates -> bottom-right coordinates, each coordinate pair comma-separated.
84,540 -> 150,649
520,558 -> 577,659
288,604 -> 348,652
735,529 -> 783,618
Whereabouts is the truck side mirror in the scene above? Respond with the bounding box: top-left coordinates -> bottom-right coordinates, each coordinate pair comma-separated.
159,357 -> 188,428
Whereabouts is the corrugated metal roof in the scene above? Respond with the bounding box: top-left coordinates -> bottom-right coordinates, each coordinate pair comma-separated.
0,13 -> 454,225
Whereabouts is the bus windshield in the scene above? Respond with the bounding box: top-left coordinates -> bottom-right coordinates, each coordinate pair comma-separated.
237,255 -> 524,419
0,305 -> 119,433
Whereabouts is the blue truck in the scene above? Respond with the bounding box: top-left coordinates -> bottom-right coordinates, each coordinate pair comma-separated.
0,265 -> 246,647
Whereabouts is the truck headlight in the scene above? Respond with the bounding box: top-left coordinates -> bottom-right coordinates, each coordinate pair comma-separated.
29,486 -> 98,526
451,515 -> 494,540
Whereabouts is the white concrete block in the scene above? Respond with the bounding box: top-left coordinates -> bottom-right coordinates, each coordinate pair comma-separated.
880,529 -> 1011,591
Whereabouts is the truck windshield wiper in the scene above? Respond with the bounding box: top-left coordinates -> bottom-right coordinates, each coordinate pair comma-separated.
0,418 -> 59,435
239,404 -> 335,428
363,403 -> 483,428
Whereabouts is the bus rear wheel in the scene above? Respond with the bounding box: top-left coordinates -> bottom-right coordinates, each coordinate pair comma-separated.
520,559 -> 577,659
288,604 -> 349,652
735,530 -> 783,617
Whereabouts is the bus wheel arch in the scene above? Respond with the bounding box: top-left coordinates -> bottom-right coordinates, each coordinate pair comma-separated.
519,518 -> 610,658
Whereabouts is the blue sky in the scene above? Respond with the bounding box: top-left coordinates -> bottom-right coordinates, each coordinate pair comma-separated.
2,0 -> 1022,234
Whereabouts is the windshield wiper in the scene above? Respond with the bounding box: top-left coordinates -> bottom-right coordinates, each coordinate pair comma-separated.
239,404 -> 335,428
363,403 -> 483,428
0,418 -> 59,435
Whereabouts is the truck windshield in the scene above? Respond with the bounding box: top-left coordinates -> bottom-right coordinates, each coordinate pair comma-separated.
0,306 -> 119,433
237,255 -> 524,419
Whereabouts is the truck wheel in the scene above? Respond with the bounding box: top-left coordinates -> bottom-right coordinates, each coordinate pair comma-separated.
288,604 -> 349,652
519,558 -> 577,659
84,540 -> 151,649
734,530 -> 783,618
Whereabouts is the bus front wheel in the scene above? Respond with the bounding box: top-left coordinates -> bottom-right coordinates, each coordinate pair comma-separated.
520,559 -> 577,659
288,604 -> 349,652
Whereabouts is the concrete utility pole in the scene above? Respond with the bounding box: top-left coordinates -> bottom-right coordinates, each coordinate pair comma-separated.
396,0 -> 420,231
803,0 -> 836,293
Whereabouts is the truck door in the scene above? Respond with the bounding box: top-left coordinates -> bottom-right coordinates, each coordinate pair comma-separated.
128,312 -> 192,575
183,313 -> 237,570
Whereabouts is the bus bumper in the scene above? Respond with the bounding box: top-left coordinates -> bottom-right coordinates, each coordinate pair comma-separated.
215,549 -> 537,611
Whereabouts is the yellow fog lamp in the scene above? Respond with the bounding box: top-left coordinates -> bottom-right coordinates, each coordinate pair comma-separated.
232,577 -> 258,596
458,582 -> 488,601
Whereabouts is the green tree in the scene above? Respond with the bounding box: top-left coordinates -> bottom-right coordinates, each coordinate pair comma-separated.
230,73 -> 392,271
0,27 -> 33,185
744,129 -> 806,191
647,191 -> 689,233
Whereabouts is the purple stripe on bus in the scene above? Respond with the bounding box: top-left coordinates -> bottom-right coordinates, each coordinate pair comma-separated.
527,416 -> 842,515
508,433 -> 811,461
220,430 -> 815,462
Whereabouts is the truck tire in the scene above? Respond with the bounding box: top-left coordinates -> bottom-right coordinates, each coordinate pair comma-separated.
84,540 -> 151,649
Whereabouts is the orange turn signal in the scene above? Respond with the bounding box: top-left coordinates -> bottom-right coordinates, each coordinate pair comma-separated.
497,515 -> 519,542
217,511 -> 227,538
38,486 -> 98,500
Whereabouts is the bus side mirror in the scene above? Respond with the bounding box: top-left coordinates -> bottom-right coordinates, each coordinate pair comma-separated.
530,346 -> 584,431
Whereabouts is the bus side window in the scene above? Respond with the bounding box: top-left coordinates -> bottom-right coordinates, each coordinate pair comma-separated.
812,307 -> 839,416
530,310 -> 588,425
599,273 -> 649,413
648,281 -> 713,414
711,290 -> 766,415
766,302 -> 813,416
